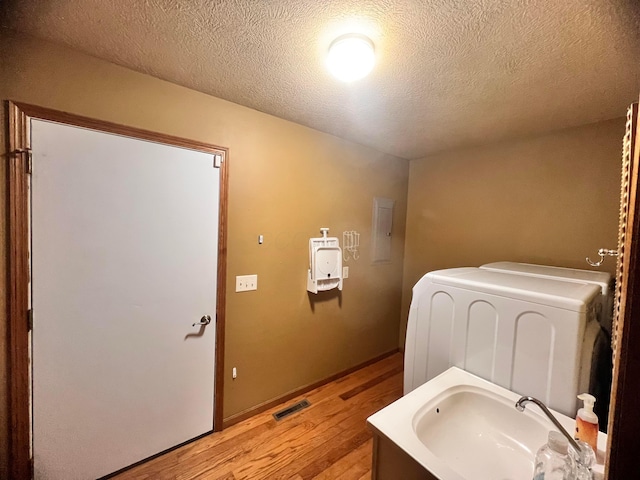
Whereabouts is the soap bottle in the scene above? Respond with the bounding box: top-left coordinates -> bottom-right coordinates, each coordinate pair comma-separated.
575,393 -> 599,452
533,431 -> 576,480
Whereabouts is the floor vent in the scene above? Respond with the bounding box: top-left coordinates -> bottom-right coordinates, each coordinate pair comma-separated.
273,399 -> 311,421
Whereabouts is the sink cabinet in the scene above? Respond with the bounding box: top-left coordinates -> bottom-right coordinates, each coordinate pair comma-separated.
372,434 -> 436,480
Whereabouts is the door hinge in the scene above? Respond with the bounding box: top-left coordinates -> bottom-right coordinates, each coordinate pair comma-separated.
11,148 -> 32,174
27,309 -> 33,331
26,150 -> 33,174
213,153 -> 224,168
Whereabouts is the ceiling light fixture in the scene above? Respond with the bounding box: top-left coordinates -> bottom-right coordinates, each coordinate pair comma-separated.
326,34 -> 375,82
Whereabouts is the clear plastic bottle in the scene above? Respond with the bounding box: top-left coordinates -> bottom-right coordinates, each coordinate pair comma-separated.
570,439 -> 596,480
533,431 -> 576,480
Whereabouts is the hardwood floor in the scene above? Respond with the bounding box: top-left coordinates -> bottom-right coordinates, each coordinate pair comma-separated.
113,353 -> 403,480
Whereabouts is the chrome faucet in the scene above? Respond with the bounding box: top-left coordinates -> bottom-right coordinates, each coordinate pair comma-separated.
515,396 -> 583,454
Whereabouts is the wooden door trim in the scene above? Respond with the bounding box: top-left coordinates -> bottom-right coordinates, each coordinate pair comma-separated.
606,101 -> 640,478
6,101 -> 229,479
10,102 -> 226,155
7,101 -> 32,480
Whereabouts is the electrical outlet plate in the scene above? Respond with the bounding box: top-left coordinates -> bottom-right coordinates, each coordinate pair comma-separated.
343,266 -> 349,279
236,274 -> 258,292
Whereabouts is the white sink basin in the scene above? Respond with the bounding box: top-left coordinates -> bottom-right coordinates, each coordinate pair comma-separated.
367,367 -> 606,480
414,386 -> 548,479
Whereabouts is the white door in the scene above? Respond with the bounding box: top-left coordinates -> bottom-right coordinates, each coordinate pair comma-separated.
31,119 -> 220,479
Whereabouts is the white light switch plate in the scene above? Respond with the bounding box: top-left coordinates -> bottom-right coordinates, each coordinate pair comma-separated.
343,266 -> 349,279
236,274 -> 258,292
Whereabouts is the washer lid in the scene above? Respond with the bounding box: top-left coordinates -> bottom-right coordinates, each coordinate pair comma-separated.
425,267 -> 600,312
480,261 -> 612,295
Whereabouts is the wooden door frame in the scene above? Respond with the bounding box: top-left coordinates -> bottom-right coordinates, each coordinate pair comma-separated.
606,100 -> 640,478
7,101 -> 229,479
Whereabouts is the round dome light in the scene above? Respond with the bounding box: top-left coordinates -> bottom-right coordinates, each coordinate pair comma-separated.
326,34 -> 375,82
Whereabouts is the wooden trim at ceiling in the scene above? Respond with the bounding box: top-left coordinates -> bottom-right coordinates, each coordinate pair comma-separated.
6,101 -> 229,477
222,348 -> 400,429
606,100 -> 640,479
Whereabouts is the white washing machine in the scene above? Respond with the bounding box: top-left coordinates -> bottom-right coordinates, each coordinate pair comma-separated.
404,267 -> 601,417
479,262 -> 614,426
480,262 -> 614,336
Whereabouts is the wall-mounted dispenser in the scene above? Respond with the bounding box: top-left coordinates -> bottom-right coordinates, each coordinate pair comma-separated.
307,228 -> 343,294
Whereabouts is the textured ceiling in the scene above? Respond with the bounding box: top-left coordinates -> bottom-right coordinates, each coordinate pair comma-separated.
3,0 -> 640,159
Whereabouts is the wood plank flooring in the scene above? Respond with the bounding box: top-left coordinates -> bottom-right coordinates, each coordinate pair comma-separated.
113,353 -> 403,480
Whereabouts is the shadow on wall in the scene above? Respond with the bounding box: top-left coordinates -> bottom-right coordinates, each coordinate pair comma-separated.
308,290 -> 342,312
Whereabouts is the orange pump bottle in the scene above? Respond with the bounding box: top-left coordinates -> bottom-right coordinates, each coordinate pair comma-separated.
575,393 -> 598,452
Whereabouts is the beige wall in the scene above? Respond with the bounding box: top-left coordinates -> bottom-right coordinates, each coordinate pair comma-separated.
400,118 -> 625,346
0,31 -> 409,475
1,28 -> 627,478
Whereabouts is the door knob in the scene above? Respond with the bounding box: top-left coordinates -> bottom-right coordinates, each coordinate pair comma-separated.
192,315 -> 212,327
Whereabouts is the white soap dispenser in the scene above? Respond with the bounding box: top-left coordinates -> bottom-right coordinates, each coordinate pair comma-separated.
575,393 -> 599,452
